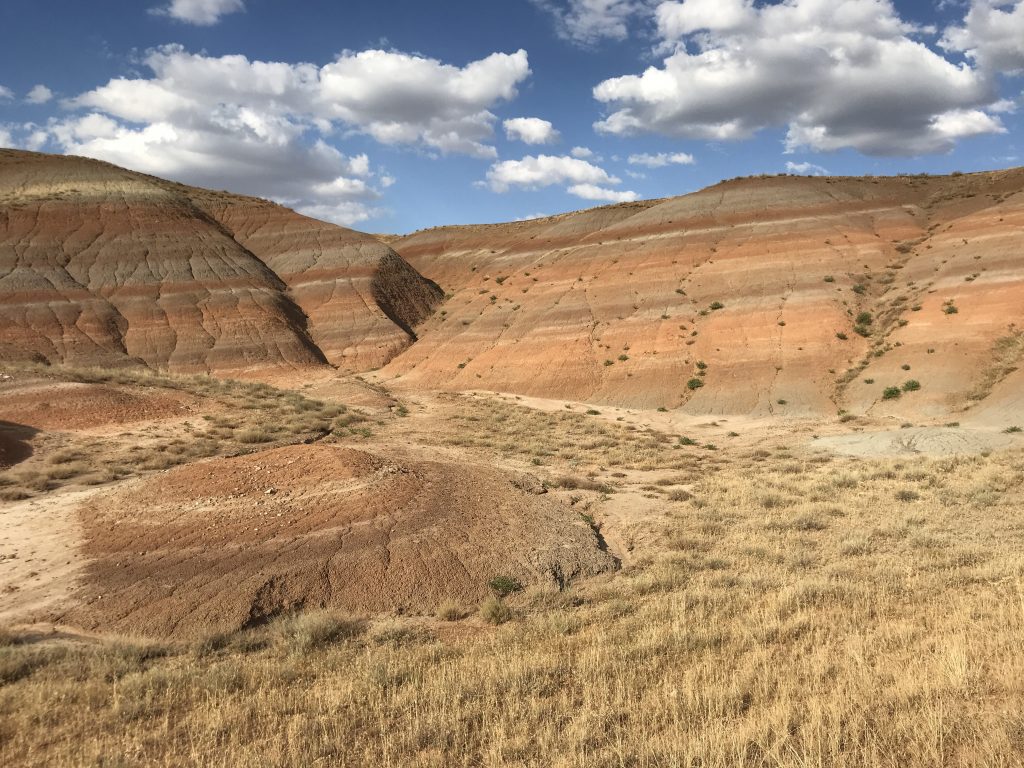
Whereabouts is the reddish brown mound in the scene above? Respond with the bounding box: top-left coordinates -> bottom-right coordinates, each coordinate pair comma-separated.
384,169 -> 1024,420
64,444 -> 615,638
0,381 -> 198,430
0,149 -> 441,376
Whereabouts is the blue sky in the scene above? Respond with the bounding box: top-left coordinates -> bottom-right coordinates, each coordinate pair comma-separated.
1,0 -> 1022,233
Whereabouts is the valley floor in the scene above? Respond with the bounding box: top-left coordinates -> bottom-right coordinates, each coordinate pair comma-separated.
1,366 -> 1023,766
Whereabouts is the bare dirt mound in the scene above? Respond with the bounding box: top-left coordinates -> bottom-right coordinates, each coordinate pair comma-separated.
0,381 -> 198,431
63,444 -> 616,638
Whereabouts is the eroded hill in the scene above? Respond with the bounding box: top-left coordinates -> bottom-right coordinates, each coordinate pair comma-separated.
382,169 -> 1024,421
0,149 -> 442,376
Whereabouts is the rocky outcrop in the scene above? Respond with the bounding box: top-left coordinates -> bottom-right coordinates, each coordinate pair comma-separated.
383,169 -> 1024,419
0,149 -> 442,376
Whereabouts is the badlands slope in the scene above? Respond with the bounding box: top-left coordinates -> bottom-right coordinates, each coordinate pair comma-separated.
383,169 -> 1024,422
0,149 -> 442,376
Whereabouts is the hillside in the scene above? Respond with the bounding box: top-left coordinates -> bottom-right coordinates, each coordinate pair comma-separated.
383,169 -> 1024,421
0,149 -> 442,376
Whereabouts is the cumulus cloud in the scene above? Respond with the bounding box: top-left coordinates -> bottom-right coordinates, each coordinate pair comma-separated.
485,153 -> 638,203
485,154 -> 620,192
26,85 -> 53,104
785,161 -> 829,176
37,45 -> 530,226
627,151 -> 694,167
656,0 -> 751,37
570,145 -> 595,158
531,0 -> 655,45
0,85 -> 13,100
567,183 -> 639,202
941,0 -> 1024,74
594,0 -> 1009,156
151,0 -> 245,26
504,117 -> 560,144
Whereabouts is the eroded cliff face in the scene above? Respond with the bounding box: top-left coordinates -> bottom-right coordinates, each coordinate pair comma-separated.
382,170 -> 1024,418
0,149 -> 442,376
3,149 -> 1021,420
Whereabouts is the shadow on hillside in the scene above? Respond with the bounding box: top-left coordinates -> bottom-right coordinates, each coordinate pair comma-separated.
0,420 -> 39,469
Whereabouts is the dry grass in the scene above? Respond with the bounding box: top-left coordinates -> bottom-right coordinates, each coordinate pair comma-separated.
432,394 -> 719,471
2,449 -> 1023,766
0,363 -> 369,499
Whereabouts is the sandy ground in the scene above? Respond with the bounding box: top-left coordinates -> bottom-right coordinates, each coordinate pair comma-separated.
0,487 -> 93,624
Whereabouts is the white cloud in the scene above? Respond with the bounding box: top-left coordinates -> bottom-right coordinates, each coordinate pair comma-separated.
485,154 -> 620,192
594,0 -> 1008,156
317,48 -> 530,158
515,212 -> 552,221
656,0 -> 751,37
627,151 -> 694,167
0,85 -> 13,100
0,122 -> 49,151
40,45 -> 530,227
293,201 -> 384,227
941,1 -> 1024,74
568,183 -> 639,202
25,85 -> 53,104
570,145 -> 594,158
785,161 -> 829,176
504,117 -> 560,144
152,0 -> 245,26
68,46 -> 530,160
532,0 -> 655,45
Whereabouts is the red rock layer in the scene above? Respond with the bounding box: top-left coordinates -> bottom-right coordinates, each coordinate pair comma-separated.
0,150 -> 441,376
384,170 -> 1024,419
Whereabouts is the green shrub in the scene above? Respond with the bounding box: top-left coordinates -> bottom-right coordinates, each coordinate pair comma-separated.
488,575 -> 523,597
882,386 -> 902,400
687,378 -> 704,390
902,380 -> 921,392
